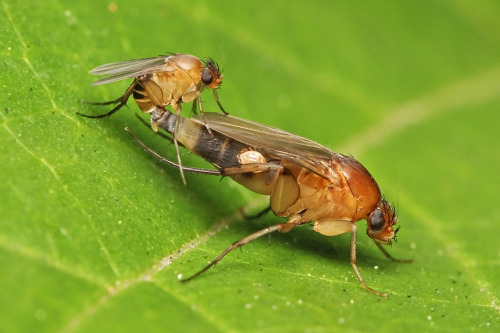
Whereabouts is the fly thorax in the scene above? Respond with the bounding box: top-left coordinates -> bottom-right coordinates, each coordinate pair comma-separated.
281,167 -> 357,223
332,155 -> 382,221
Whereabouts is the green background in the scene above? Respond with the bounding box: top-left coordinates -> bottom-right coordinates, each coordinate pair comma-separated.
1,0 -> 499,332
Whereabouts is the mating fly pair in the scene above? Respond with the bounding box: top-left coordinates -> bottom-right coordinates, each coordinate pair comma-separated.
81,54 -> 411,297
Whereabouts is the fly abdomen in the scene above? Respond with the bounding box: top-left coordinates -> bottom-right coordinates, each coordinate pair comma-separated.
152,110 -> 249,169
133,79 -> 166,113
180,122 -> 248,169
133,81 -> 155,112
132,81 -> 146,100
192,134 -> 247,169
151,108 -> 177,134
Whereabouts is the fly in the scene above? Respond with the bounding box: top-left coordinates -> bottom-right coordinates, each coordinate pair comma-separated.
78,53 -> 227,184
128,110 -> 412,297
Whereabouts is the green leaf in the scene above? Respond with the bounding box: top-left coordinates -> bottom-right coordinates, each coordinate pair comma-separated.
1,0 -> 499,332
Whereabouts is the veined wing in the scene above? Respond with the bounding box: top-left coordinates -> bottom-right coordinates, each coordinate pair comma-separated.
90,55 -> 176,86
192,113 -> 336,176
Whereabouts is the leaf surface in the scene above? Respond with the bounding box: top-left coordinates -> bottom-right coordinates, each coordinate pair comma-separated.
1,1 -> 499,332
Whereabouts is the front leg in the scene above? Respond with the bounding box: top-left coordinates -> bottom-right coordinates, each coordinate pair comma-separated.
350,223 -> 388,297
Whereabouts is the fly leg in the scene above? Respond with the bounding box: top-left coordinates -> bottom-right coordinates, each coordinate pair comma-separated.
213,89 -> 228,115
350,224 -> 388,297
195,95 -> 214,137
77,80 -> 138,118
125,127 -> 221,175
180,217 -> 303,283
220,163 -> 283,176
374,242 -> 413,263
169,102 -> 187,185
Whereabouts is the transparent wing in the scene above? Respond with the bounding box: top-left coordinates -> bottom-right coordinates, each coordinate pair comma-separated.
89,55 -> 177,86
192,113 -> 336,176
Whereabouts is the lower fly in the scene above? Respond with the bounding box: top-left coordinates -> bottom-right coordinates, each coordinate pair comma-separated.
127,109 -> 412,297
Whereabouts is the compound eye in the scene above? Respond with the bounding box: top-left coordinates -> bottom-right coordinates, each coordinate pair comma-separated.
201,68 -> 214,85
369,209 -> 385,233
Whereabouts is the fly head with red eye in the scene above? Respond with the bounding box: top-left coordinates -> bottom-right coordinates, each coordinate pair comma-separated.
202,58 -> 223,89
366,199 -> 398,245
